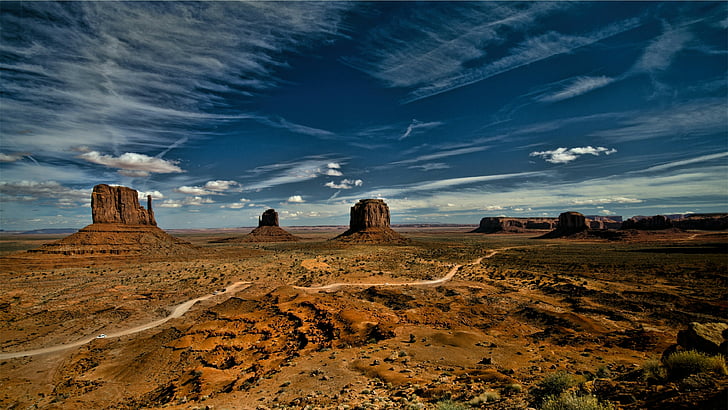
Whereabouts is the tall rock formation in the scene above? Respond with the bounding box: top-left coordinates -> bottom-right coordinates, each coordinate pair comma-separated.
211,209 -> 299,243
259,208 -> 280,227
91,184 -> 156,225
539,212 -> 589,238
29,184 -> 193,256
333,199 -> 408,243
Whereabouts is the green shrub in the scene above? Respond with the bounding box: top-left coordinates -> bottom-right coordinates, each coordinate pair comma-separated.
531,371 -> 577,405
540,392 -> 616,410
642,358 -> 666,383
663,350 -> 727,380
435,400 -> 468,410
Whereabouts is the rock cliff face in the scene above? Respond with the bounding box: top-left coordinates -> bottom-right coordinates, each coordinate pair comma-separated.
621,215 -> 672,230
334,199 -> 408,243
471,217 -> 557,233
91,184 -> 156,225
673,214 -> 728,230
538,212 -> 589,238
259,209 -> 280,227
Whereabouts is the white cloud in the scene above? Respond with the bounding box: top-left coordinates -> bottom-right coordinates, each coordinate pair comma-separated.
530,146 -> 617,164
409,163 -> 451,171
569,197 -> 642,205
392,146 -> 490,165
287,195 -> 305,203
326,168 -> 343,176
399,119 -> 444,140
0,152 -> 28,162
245,158 -> 346,190
137,190 -> 164,200
159,196 -> 214,208
327,162 -> 341,169
78,151 -> 183,176
220,198 -> 251,209
0,180 -> 91,207
325,179 -> 363,189
640,152 -> 728,173
634,26 -> 692,73
539,76 -> 615,102
175,180 -> 241,196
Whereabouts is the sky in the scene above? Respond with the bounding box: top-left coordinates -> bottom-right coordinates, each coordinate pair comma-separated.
1,1 -> 726,230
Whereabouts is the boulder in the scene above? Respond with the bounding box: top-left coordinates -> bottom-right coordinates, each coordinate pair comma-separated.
677,322 -> 728,355
334,199 -> 408,243
91,184 -> 156,225
621,215 -> 672,230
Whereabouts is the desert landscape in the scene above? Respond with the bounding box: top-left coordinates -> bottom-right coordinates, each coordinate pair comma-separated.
0,186 -> 726,410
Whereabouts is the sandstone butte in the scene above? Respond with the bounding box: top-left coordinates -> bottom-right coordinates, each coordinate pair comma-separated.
538,211 -> 590,239
28,184 -> 193,256
333,199 -> 409,244
212,209 -> 300,243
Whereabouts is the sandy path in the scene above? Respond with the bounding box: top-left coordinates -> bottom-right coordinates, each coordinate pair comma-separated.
0,249 -> 505,359
0,281 -> 252,360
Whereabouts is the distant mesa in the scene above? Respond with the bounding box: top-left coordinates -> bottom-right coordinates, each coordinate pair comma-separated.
29,184 -> 194,256
621,215 -> 673,230
333,199 -> 409,244
471,217 -> 557,234
211,209 -> 299,243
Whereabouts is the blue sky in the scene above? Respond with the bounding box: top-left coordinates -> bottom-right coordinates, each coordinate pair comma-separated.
1,1 -> 726,230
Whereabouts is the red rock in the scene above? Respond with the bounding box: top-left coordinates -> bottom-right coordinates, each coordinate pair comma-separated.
334,199 -> 408,243
91,184 -> 156,225
471,217 -> 557,233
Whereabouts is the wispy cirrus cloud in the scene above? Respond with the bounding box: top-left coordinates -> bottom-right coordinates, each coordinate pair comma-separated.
399,119 -> 444,140
639,152 -> 728,173
325,179 -> 363,190
538,76 -> 615,102
391,146 -> 490,166
0,2 -> 350,156
346,1 -> 640,103
0,180 -> 91,207
530,146 -> 617,164
244,157 -> 351,191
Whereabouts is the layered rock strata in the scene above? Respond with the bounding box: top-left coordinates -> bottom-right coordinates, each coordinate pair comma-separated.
92,184 -> 156,225
539,212 -> 590,238
334,199 -> 408,244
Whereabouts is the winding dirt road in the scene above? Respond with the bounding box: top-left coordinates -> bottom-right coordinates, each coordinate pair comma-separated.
0,250 -> 502,359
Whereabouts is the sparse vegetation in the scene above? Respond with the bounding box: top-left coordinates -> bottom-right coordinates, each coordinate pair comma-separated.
540,392 -> 615,410
663,350 -> 727,380
531,372 -> 577,406
435,399 -> 468,410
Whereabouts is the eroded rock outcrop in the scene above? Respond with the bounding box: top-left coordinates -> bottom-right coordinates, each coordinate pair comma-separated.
539,212 -> 589,238
91,184 -> 156,225
334,199 -> 408,243
621,215 -> 672,230
211,209 -> 299,243
471,217 -> 557,233
29,184 -> 193,256
673,213 -> 728,230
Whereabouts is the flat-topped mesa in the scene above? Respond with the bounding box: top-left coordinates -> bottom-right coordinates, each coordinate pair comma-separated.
621,215 -> 672,230
91,184 -> 156,225
334,199 -> 408,243
471,217 -> 557,233
259,209 -> 280,227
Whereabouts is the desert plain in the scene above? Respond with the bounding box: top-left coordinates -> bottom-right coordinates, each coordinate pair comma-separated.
0,226 -> 726,409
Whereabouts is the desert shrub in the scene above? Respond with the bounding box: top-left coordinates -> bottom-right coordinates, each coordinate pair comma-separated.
540,392 -> 615,410
642,358 -> 666,382
468,391 -> 500,405
502,383 -> 523,395
531,371 -> 577,405
663,350 -> 727,380
435,400 -> 468,410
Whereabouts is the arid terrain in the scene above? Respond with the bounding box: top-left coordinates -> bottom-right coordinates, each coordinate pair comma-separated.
0,227 -> 726,409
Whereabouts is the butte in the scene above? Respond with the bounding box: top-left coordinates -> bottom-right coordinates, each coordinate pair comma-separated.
211,209 -> 299,243
28,184 -> 194,256
333,199 -> 409,244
